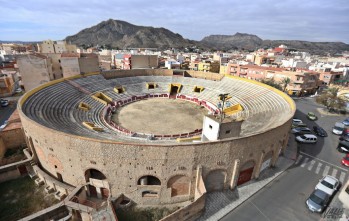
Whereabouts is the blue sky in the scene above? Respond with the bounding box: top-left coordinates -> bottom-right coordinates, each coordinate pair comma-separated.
0,0 -> 348,43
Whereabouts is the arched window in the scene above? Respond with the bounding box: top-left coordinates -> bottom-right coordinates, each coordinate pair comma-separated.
167,175 -> 190,196
205,169 -> 227,192
137,175 -> 161,186
85,169 -> 106,182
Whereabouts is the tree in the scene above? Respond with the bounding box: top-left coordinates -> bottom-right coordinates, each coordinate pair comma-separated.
260,78 -> 282,91
315,87 -> 346,112
281,77 -> 291,92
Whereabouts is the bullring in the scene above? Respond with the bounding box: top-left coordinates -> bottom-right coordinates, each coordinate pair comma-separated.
18,69 -> 295,219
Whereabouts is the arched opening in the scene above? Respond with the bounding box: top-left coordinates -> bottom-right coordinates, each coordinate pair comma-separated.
167,175 -> 190,197
137,175 -> 161,186
237,160 -> 255,186
205,169 -> 227,192
85,169 -> 107,182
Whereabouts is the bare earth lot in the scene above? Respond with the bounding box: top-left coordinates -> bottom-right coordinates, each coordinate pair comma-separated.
113,98 -> 208,135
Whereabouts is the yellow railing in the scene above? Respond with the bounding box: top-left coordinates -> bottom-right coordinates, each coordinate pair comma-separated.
176,136 -> 201,143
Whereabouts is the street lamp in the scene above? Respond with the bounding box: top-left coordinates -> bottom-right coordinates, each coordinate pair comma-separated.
218,93 -> 229,122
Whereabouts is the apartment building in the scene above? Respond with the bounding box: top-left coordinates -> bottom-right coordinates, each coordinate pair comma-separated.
17,54 -> 54,91
122,54 -> 158,69
226,63 -> 320,96
39,40 -> 77,54
60,53 -> 99,78
197,61 -> 220,73
0,72 -> 15,95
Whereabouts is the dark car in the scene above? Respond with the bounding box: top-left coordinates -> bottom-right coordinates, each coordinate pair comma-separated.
313,126 -> 327,137
339,134 -> 349,142
306,189 -> 330,213
337,140 -> 349,153
0,99 -> 9,107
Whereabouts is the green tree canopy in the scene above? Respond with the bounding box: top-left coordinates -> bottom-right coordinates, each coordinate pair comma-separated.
316,87 -> 346,112
260,78 -> 282,91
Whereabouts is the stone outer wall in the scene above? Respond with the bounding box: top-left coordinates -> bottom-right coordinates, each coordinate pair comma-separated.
19,108 -> 292,206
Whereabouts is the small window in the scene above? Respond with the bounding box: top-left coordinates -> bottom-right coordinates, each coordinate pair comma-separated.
226,130 -> 231,134
147,83 -> 156,89
209,125 -> 212,129
114,87 -> 125,93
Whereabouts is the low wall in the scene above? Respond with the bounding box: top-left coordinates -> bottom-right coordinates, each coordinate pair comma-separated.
102,69 -> 173,79
0,167 -> 22,183
18,204 -> 69,221
185,71 -> 224,81
160,194 -> 206,221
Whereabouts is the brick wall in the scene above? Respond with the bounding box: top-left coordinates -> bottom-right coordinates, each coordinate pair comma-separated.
19,108 -> 291,206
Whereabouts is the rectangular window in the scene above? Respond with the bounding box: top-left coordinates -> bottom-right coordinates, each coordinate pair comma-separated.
226,130 -> 231,134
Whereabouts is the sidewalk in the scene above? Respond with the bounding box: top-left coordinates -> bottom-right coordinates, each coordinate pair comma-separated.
197,137 -> 297,221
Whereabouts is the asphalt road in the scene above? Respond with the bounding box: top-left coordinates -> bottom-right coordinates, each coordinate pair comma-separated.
221,97 -> 349,221
0,100 -> 17,125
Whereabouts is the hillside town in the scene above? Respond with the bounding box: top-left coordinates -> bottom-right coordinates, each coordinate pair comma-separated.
1,41 -> 349,97
1,39 -> 349,221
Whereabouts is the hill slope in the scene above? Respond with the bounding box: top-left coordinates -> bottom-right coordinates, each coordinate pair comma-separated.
65,19 -> 194,49
65,19 -> 349,54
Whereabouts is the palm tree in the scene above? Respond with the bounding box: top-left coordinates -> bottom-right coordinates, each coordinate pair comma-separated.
282,77 -> 291,92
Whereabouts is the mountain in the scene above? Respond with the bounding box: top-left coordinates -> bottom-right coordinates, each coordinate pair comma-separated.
65,19 -> 349,54
200,33 -> 349,54
200,33 -> 263,51
65,19 -> 195,49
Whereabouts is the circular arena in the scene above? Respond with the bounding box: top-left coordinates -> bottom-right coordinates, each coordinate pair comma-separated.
18,70 -> 295,217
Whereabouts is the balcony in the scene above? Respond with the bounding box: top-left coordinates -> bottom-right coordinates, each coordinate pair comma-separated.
293,79 -> 304,84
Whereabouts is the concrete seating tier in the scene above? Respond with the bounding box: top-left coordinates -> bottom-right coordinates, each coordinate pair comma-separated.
21,74 -> 292,142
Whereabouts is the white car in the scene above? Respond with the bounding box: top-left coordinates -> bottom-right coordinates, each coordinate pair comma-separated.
15,88 -> 22,93
315,175 -> 340,196
295,134 -> 317,144
292,118 -> 303,124
333,122 -> 345,135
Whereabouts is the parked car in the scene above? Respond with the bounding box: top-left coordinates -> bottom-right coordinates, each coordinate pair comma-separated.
339,134 -> 349,142
313,126 -> 327,137
341,154 -> 349,167
306,189 -> 330,213
15,88 -> 22,93
343,118 -> 349,126
307,112 -> 318,121
337,140 -> 349,153
0,99 -> 9,107
293,118 -> 303,124
291,127 -> 312,135
292,122 -> 307,128
296,134 -> 317,144
315,175 -> 340,196
332,122 -> 345,135
342,128 -> 349,135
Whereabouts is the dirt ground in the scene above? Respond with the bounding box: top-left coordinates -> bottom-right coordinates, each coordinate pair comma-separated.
112,98 -> 208,135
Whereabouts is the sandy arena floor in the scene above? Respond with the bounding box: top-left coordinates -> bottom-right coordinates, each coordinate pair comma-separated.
112,98 -> 208,135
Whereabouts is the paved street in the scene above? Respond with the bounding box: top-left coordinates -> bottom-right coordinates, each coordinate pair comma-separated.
220,97 -> 349,221
0,100 -> 17,125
